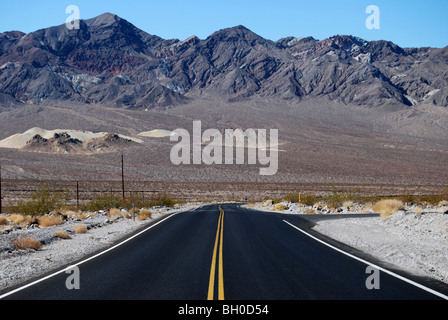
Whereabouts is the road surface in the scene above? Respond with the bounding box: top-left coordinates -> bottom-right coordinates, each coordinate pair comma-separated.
2,204 -> 447,300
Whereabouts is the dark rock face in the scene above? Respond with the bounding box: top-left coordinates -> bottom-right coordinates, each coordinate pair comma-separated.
22,131 -> 139,154
24,133 -> 82,153
0,13 -> 447,108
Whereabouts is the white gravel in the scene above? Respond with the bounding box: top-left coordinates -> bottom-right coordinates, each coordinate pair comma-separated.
312,210 -> 448,284
247,201 -> 448,284
0,204 -> 201,293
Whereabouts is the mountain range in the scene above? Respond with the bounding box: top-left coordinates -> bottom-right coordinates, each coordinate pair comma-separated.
0,13 -> 447,197
1,12 -> 447,109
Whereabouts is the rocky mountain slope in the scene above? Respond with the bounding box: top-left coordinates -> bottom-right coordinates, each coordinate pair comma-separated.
0,12 -> 446,109
0,13 -> 447,191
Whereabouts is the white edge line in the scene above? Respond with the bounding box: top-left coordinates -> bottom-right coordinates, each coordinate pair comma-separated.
283,219 -> 448,300
0,211 -> 183,299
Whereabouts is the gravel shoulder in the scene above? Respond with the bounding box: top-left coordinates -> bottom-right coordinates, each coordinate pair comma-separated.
246,201 -> 448,285
0,203 -> 202,294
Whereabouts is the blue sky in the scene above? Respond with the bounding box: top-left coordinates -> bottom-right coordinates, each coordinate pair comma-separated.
0,0 -> 447,48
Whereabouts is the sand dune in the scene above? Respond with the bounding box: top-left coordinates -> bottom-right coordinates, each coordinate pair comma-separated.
138,129 -> 176,138
0,127 -> 143,149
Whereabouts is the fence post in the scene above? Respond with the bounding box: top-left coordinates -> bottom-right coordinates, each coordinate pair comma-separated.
121,153 -> 125,199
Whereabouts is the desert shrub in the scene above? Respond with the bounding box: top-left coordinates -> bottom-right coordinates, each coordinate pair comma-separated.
397,194 -> 417,204
414,207 -> 423,215
274,204 -> 288,211
0,216 -> 8,225
128,207 -> 139,214
323,191 -> 347,209
54,230 -> 71,239
262,196 -> 282,204
397,188 -> 448,205
359,202 -> 374,213
38,214 -> 64,227
88,192 -> 121,211
438,200 -> 448,206
13,237 -> 42,250
415,189 -> 448,205
108,208 -> 131,219
73,224 -> 87,234
137,208 -> 152,221
373,199 -> 403,219
301,193 -> 320,206
147,193 -> 176,208
283,192 -> 319,206
127,207 -> 141,219
348,194 -> 382,205
283,192 -> 301,203
342,201 -> 354,209
59,209 -> 78,217
74,212 -> 90,220
7,214 -> 36,227
17,184 -> 70,216
109,208 -> 122,216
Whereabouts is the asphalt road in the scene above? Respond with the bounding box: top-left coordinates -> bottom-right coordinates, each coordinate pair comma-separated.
2,204 -> 448,300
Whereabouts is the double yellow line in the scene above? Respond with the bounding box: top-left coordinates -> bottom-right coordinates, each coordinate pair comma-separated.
207,206 -> 225,300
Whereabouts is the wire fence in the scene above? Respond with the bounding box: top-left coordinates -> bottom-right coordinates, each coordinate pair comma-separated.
0,178 -> 166,209
0,175 -> 268,213
0,156 -> 198,213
